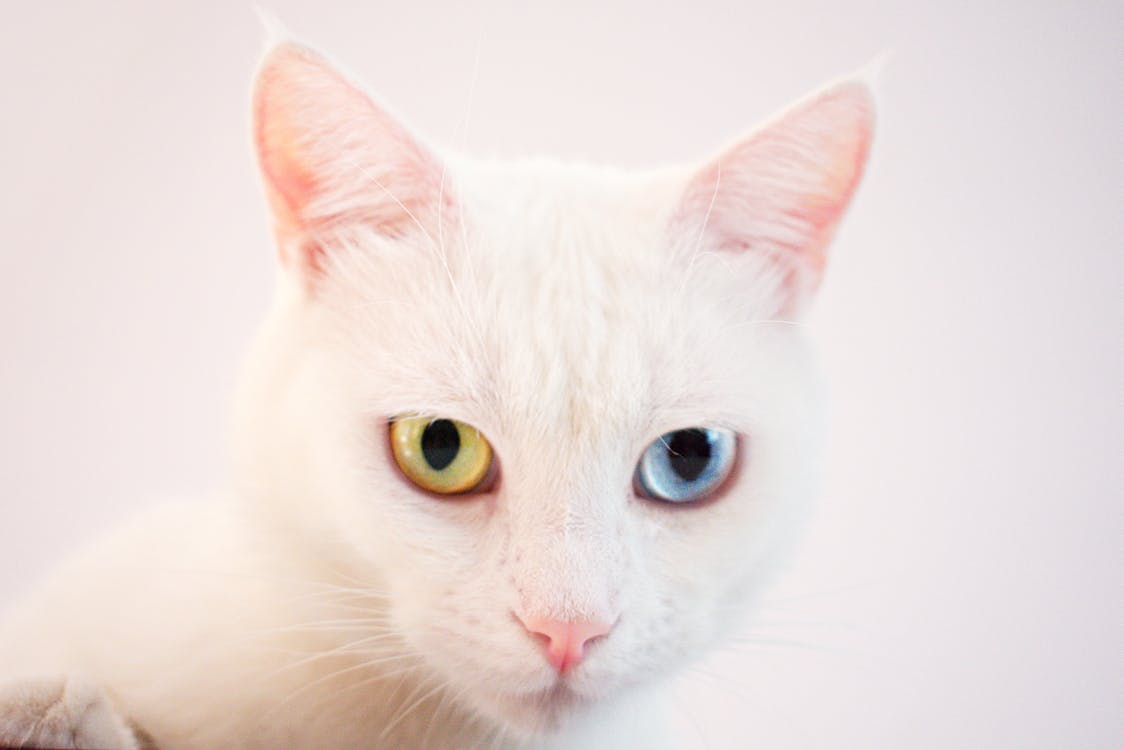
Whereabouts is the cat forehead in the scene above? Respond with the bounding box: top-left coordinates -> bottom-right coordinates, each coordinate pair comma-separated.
450,157 -> 683,256
316,157 -> 776,443
328,251 -> 755,446
449,159 -> 707,333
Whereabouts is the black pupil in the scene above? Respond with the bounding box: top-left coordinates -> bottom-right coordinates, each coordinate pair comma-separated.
666,429 -> 712,482
421,420 -> 460,471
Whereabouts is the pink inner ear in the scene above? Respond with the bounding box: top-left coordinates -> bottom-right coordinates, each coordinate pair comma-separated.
252,43 -> 450,273
679,82 -> 874,304
254,46 -> 357,254
254,66 -> 318,227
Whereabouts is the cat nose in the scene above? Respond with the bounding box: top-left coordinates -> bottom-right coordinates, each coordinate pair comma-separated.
517,615 -> 613,674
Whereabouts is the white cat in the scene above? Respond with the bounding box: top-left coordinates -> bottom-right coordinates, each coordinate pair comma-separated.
0,38 -> 873,750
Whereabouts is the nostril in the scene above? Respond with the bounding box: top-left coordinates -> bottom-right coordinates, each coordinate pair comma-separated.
525,628 -> 552,649
583,631 -> 609,650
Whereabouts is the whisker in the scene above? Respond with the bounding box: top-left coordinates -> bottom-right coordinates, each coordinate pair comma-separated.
341,157 -> 440,252
264,632 -> 407,678
379,677 -> 449,741
260,651 -> 421,723
250,617 -> 394,637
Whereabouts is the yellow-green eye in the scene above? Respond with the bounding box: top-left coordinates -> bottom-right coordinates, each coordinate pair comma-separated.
389,417 -> 494,495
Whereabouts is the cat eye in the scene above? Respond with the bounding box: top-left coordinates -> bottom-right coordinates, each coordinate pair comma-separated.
389,417 -> 495,495
634,428 -> 737,504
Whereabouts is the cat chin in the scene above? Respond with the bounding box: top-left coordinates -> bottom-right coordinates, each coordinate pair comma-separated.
469,682 -> 601,739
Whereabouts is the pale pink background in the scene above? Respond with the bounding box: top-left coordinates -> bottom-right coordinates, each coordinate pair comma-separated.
0,2 -> 1119,747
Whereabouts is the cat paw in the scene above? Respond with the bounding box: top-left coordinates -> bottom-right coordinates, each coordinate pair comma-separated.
0,677 -> 140,749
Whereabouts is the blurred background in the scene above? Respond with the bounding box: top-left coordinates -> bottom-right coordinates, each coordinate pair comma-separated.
0,1 -> 1119,747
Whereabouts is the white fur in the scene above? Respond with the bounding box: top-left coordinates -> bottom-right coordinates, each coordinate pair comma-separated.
0,40 -> 872,749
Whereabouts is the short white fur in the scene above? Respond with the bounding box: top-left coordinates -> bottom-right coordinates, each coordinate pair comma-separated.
0,37 -> 873,750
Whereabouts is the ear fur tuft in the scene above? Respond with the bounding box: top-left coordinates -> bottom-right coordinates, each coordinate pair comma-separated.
251,40 -> 452,282
676,79 -> 875,313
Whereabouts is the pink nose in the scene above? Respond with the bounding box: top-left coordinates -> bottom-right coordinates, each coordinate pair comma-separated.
517,615 -> 613,674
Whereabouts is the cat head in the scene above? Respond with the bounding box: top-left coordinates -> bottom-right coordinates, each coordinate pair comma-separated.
234,41 -> 872,737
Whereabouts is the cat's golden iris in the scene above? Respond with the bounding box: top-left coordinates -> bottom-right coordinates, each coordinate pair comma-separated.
390,417 -> 493,495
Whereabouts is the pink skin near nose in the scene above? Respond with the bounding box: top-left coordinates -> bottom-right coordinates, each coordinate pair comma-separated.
517,616 -> 613,675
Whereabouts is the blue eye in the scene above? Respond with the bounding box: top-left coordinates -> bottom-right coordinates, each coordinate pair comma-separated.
635,428 -> 738,504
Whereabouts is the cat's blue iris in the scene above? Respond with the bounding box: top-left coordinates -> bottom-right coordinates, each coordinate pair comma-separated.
635,427 -> 737,504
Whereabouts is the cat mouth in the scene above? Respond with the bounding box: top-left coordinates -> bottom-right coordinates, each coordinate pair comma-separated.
507,681 -> 586,711
533,682 -> 586,708
483,681 -> 596,735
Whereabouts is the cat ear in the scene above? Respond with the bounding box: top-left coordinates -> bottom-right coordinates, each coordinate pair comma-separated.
676,80 -> 874,314
252,42 -> 451,278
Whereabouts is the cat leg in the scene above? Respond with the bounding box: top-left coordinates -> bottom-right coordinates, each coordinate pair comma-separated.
0,677 -> 143,749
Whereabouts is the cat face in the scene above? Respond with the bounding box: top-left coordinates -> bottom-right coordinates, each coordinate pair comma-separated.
236,43 -> 872,737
